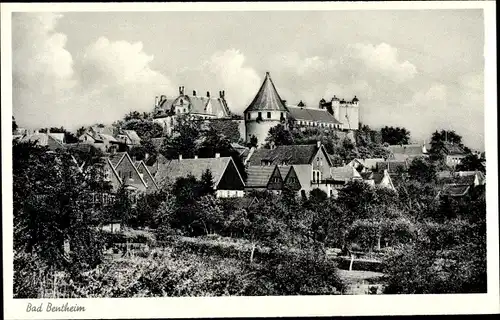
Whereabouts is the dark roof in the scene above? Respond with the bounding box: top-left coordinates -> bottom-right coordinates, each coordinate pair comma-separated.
246,166 -> 276,188
442,184 -> 470,197
246,144 -> 321,166
244,72 -> 288,112
376,161 -> 408,173
287,106 -> 341,124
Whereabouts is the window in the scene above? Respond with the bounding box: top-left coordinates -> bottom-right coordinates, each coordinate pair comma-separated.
258,112 -> 262,118
183,108 -> 186,113
129,171 -> 132,179
267,112 -> 271,118
247,113 -> 251,120
118,170 -> 122,179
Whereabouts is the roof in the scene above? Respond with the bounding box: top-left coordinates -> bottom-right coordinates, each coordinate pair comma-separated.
437,171 -> 485,186
122,130 -> 141,143
92,126 -> 116,136
287,106 -> 341,124
387,144 -> 426,158
20,133 -> 66,150
376,161 -> 408,173
244,72 -> 288,112
441,184 -> 470,197
246,166 -> 276,188
155,93 -> 230,118
330,165 -> 362,182
290,164 -> 313,189
48,133 -> 65,143
154,157 -> 237,188
442,143 -> 466,155
246,144 -> 323,166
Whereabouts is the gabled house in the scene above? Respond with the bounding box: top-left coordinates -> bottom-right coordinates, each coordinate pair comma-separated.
245,165 -> 286,194
135,160 -> 159,192
78,126 -> 121,153
246,141 -> 335,196
154,154 -> 245,198
326,165 -> 364,197
434,142 -> 467,167
108,152 -> 157,193
282,164 -> 315,196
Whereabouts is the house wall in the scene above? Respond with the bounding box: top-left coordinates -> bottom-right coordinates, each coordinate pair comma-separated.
216,190 -> 244,198
104,161 -> 122,192
446,155 -> 466,167
312,148 -> 332,181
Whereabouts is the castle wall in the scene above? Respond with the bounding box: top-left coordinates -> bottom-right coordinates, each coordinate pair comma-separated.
245,111 -> 287,146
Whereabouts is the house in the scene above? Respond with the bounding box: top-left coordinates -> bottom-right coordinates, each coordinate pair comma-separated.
245,165 -> 286,194
154,154 -> 245,198
437,170 -> 486,197
361,170 -> 397,192
246,141 -> 338,196
348,158 -> 386,173
325,165 -> 364,197
231,142 -> 251,162
435,142 -> 467,167
108,152 -> 157,193
20,130 -> 66,151
78,126 -> 121,153
116,130 -> 141,146
386,143 -> 428,161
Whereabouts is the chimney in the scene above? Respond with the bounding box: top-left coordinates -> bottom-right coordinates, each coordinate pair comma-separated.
215,153 -> 220,158
155,96 -> 159,107
145,153 -> 149,160
193,90 -> 197,96
317,140 -> 321,149
178,154 -> 183,161
34,129 -> 39,134
206,91 -> 210,98
194,155 -> 198,159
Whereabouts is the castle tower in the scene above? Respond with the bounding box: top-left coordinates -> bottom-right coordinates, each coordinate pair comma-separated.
244,72 -> 289,147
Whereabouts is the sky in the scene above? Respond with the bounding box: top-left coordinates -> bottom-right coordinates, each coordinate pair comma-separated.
12,9 -> 485,150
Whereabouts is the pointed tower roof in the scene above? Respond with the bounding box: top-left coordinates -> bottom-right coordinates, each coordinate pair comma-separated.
245,72 -> 288,113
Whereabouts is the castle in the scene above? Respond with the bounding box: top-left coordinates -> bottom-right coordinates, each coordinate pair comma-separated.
152,72 -> 360,146
244,72 -> 360,147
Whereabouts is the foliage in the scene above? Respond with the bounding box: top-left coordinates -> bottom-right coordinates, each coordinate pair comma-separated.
380,126 -> 411,145
266,124 -> 294,147
160,116 -> 202,159
208,119 -> 241,143
39,126 -> 79,143
69,143 -> 105,166
13,141 -> 109,277
122,118 -> 163,140
407,157 -> 437,183
456,153 -> 485,173
12,116 -> 18,132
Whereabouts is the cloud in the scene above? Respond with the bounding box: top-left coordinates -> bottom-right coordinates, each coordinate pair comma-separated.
348,43 -> 417,83
12,13 -> 175,130
199,49 -> 261,114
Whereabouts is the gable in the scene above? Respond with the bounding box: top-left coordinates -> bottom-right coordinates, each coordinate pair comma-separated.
216,159 -> 245,190
137,162 -> 159,191
266,165 -> 285,190
283,166 -> 302,191
114,154 -> 148,191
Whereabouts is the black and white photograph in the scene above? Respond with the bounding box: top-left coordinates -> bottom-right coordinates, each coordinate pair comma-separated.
2,1 -> 499,319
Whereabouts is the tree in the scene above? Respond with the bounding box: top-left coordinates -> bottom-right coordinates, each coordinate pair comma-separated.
160,116 -> 201,159
69,144 -> 105,166
456,153 -> 485,173
110,186 -> 134,227
246,135 -> 258,148
407,157 -> 437,183
209,119 -> 241,143
266,124 -> 294,147
12,116 -> 18,132
429,130 -> 465,162
200,169 -> 215,196
122,119 -> 163,140
13,141 -> 110,278
380,126 -> 411,145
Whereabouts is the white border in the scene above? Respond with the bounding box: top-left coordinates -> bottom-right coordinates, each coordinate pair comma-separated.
2,2 -> 499,319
